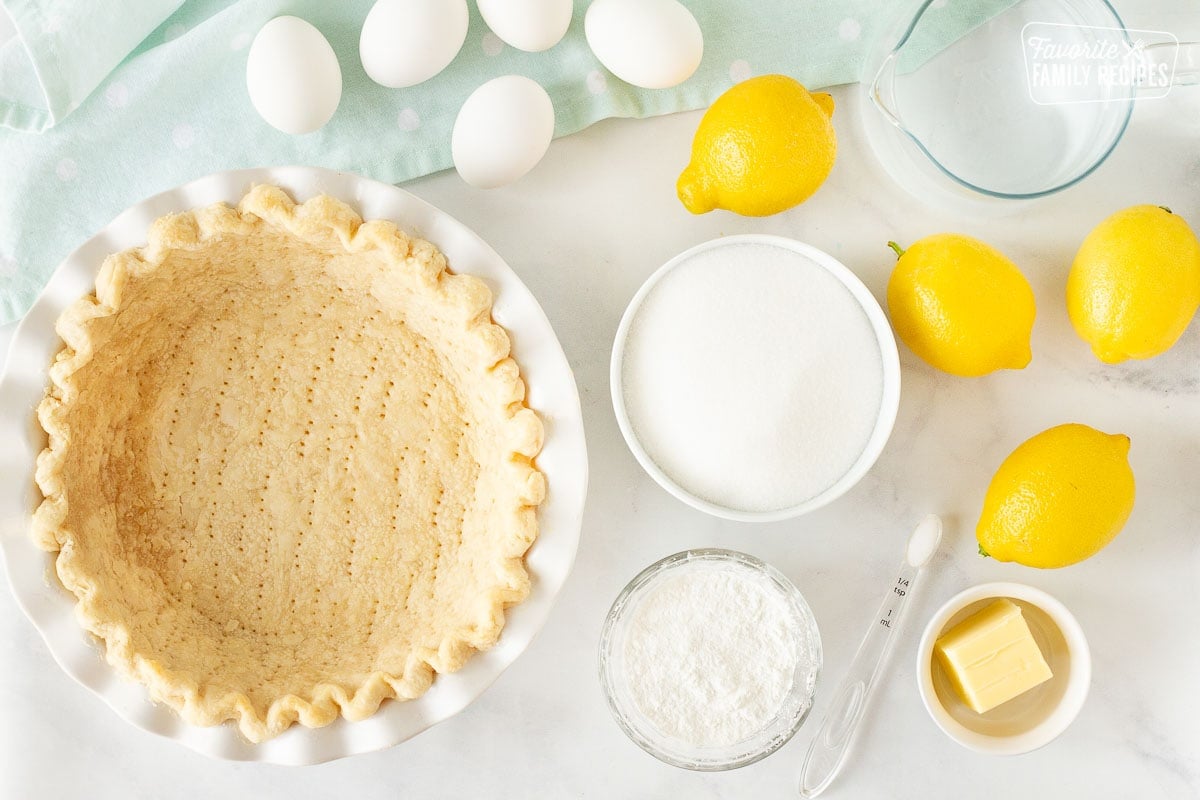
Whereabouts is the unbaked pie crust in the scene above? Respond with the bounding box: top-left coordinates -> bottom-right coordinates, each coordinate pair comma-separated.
32,185 -> 545,742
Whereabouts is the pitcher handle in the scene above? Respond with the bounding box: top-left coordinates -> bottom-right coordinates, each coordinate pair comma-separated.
1141,40 -> 1200,88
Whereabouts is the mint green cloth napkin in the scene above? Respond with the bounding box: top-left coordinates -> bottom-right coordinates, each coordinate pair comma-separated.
0,0 -> 1003,325
0,0 -> 185,131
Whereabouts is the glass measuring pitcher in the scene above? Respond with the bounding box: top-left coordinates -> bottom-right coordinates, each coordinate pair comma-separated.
860,0 -> 1200,207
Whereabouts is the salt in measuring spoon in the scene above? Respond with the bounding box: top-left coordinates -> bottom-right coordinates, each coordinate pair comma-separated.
798,514 -> 943,797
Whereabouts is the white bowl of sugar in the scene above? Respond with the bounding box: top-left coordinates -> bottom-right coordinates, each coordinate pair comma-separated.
611,235 -> 900,521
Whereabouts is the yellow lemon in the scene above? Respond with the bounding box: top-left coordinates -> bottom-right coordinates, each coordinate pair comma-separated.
886,234 -> 1035,377
977,423 -> 1134,569
1067,205 -> 1200,363
677,75 -> 836,217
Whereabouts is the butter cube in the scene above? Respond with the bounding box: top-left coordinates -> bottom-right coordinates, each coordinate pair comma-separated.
934,598 -> 1053,714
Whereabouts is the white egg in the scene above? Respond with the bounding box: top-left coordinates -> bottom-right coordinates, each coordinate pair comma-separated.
452,76 -> 555,189
360,0 -> 469,88
246,16 -> 342,135
584,0 -> 703,89
477,0 -> 572,52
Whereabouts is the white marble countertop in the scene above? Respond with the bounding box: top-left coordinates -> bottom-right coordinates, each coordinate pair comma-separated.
3,5 -> 1199,795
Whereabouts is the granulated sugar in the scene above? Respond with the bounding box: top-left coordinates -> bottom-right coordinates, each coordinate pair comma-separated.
621,242 -> 884,512
622,563 -> 806,747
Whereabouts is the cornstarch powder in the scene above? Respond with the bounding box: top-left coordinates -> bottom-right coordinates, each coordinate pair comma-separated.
623,564 -> 806,747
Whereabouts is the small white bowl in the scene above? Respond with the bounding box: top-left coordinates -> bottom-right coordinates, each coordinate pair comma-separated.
916,582 -> 1091,755
609,235 -> 901,523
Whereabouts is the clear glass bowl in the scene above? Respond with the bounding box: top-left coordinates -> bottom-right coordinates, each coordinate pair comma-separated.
598,549 -> 823,771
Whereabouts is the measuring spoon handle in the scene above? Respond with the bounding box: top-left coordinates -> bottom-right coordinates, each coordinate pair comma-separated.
798,561 -> 919,798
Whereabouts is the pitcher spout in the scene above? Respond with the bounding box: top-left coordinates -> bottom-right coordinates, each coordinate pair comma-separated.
869,53 -> 905,129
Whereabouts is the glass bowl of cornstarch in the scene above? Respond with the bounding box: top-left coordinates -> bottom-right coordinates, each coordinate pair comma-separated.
598,549 -> 822,770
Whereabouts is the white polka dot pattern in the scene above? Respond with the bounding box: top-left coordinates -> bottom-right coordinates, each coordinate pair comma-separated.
481,31 -> 504,57
397,108 -> 421,132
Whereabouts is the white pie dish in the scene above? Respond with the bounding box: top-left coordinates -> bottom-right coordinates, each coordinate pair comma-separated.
0,166 -> 588,765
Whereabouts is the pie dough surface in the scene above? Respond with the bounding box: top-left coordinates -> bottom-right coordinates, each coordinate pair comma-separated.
32,185 -> 545,742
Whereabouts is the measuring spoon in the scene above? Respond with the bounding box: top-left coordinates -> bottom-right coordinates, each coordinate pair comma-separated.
798,514 -> 943,798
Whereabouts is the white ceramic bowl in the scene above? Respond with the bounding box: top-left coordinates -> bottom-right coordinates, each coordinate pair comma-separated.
917,582 -> 1091,755
0,166 -> 589,765
610,234 -> 901,522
